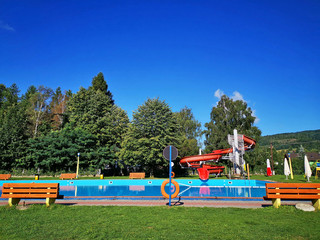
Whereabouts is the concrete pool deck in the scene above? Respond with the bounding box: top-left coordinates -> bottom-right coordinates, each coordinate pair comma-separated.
0,199 -> 308,208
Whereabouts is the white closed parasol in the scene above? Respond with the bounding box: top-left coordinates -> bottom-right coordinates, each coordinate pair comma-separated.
304,155 -> 312,182
284,158 -> 290,180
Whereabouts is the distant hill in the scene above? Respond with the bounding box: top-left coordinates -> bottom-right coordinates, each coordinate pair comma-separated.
259,129 -> 320,151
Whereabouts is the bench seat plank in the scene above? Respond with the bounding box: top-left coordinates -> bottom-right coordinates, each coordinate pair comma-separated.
266,183 -> 320,188
2,189 -> 59,193
2,188 -> 59,193
267,189 -> 320,194
2,193 -> 59,198
3,183 -> 59,188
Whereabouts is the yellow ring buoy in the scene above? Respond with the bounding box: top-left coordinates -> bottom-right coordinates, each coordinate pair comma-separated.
171,172 -> 175,178
161,179 -> 180,199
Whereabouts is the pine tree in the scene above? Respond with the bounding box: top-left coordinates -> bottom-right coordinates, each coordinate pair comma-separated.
67,75 -> 129,172
91,72 -> 114,105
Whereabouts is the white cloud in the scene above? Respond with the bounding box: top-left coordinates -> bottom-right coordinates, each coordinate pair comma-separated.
252,109 -> 260,124
0,20 -> 15,31
214,89 -> 224,99
215,89 -> 245,102
213,89 -> 260,124
231,91 -> 245,102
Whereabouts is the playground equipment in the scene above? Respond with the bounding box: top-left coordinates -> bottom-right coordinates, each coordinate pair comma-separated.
316,162 -> 320,179
180,129 -> 256,180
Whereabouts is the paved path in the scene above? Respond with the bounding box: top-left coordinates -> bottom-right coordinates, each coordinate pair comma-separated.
0,199 -> 304,208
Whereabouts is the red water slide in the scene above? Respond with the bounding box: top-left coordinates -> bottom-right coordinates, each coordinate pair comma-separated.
180,135 -> 256,180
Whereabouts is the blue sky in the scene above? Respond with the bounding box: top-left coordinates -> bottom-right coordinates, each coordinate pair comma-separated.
1,0 -> 319,136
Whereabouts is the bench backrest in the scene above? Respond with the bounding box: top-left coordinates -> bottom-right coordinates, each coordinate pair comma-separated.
265,183 -> 320,199
0,174 -> 11,180
129,172 -> 145,179
59,173 -> 77,179
1,183 -> 60,199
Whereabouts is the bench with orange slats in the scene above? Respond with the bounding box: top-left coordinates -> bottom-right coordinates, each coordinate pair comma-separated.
129,172 -> 145,179
263,183 -> 320,210
0,174 -> 11,180
1,183 -> 63,207
59,173 -> 77,180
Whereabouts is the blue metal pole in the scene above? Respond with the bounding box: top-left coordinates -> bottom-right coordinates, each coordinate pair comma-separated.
169,145 -> 172,206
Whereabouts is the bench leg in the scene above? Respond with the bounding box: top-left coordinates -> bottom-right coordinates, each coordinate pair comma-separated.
312,199 -> 320,210
272,198 -> 281,208
46,198 -> 56,207
8,198 -> 20,206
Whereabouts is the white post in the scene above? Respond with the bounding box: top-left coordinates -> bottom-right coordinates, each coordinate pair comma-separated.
234,129 -> 240,175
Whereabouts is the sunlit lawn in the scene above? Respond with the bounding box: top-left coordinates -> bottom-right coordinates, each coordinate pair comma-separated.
0,205 -> 319,240
2,174 -> 320,239
249,174 -> 320,183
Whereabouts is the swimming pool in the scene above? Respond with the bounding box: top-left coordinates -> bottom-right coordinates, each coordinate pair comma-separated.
0,179 -> 268,201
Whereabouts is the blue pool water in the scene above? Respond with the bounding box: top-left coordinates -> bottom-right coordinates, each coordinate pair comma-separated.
0,179 -> 268,201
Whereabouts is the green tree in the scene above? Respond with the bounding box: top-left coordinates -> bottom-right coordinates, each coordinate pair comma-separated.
67,74 -> 129,172
23,126 -> 98,173
104,105 -> 130,148
204,95 -> 261,169
271,147 -> 282,175
249,145 -> 269,174
0,83 -> 19,109
91,72 -> 114,105
174,106 -> 202,157
291,153 -> 304,175
95,105 -> 129,173
0,84 -> 29,170
204,95 -> 261,151
175,106 -> 202,140
50,87 -> 72,130
68,86 -> 128,147
119,98 -> 180,177
25,85 -> 53,138
68,87 -> 112,143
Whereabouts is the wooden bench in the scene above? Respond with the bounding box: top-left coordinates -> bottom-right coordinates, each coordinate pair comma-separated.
0,174 -> 11,180
59,173 -> 77,180
263,183 -> 320,210
129,172 -> 145,179
1,183 -> 63,207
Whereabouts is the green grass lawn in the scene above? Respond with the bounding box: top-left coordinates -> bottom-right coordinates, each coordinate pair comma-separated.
0,205 -> 319,240
249,174 -> 320,183
1,175 -> 320,239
